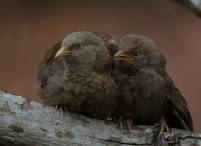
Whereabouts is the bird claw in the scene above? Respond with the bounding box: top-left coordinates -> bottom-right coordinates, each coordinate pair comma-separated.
154,118 -> 169,138
118,117 -> 123,130
126,118 -> 133,132
56,105 -> 64,119
118,117 -> 134,132
153,123 -> 160,128
104,117 -> 113,125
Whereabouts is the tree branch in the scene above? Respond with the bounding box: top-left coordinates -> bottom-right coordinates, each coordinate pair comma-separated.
0,90 -> 200,146
173,0 -> 201,17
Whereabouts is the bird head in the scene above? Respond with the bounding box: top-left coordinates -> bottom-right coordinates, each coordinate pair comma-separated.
113,34 -> 166,73
55,31 -> 111,73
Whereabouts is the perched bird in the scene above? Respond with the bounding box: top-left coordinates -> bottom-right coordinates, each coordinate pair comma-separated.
37,32 -> 118,87
37,31 -> 118,120
112,34 -> 193,133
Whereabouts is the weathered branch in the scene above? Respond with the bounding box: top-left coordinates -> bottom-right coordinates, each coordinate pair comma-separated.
0,90 -> 200,146
173,0 -> 201,17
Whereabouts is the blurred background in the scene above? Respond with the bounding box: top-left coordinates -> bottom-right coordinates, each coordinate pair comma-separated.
0,0 -> 200,132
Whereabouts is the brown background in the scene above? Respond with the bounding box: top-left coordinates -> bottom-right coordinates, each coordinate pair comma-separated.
0,0 -> 200,132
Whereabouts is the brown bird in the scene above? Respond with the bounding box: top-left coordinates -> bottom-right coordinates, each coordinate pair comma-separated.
112,34 -> 193,134
37,31 -> 118,120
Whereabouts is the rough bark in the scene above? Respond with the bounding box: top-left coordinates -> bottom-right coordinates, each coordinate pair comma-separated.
173,0 -> 201,17
0,90 -> 200,146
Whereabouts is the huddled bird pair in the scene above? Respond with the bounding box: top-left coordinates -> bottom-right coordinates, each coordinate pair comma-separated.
37,31 -> 193,135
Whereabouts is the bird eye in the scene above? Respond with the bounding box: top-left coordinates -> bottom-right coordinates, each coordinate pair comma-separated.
134,52 -> 140,57
72,43 -> 81,49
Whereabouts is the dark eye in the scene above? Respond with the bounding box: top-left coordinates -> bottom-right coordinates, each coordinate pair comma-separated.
72,43 -> 81,49
134,52 -> 140,57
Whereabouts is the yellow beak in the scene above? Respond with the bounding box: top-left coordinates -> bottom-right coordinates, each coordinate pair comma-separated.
55,47 -> 71,58
113,50 -> 133,62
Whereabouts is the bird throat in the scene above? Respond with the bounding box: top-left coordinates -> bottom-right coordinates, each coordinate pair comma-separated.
62,57 -> 94,74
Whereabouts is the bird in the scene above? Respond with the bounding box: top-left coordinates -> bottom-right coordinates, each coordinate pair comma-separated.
112,34 -> 193,134
37,32 -> 118,88
37,31 -> 118,121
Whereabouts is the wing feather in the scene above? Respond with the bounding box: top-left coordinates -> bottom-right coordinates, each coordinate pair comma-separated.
37,42 -> 62,87
166,77 -> 193,131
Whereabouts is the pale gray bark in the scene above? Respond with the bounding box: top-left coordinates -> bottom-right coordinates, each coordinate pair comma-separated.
174,0 -> 201,17
0,90 -> 201,146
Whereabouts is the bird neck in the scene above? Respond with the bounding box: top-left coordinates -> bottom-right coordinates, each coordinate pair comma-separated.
62,58 -> 94,74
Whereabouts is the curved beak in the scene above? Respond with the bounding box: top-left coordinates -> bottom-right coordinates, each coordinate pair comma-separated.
113,50 -> 133,62
55,46 -> 72,58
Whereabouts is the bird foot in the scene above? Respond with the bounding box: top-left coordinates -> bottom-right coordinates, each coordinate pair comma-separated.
56,105 -> 64,119
118,117 -> 134,132
104,117 -> 113,125
154,118 -> 169,138
118,117 -> 124,130
126,118 -> 133,132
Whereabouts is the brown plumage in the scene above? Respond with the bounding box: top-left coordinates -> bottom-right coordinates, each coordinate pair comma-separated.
37,31 -> 118,120
112,34 -> 193,131
93,32 -> 119,56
